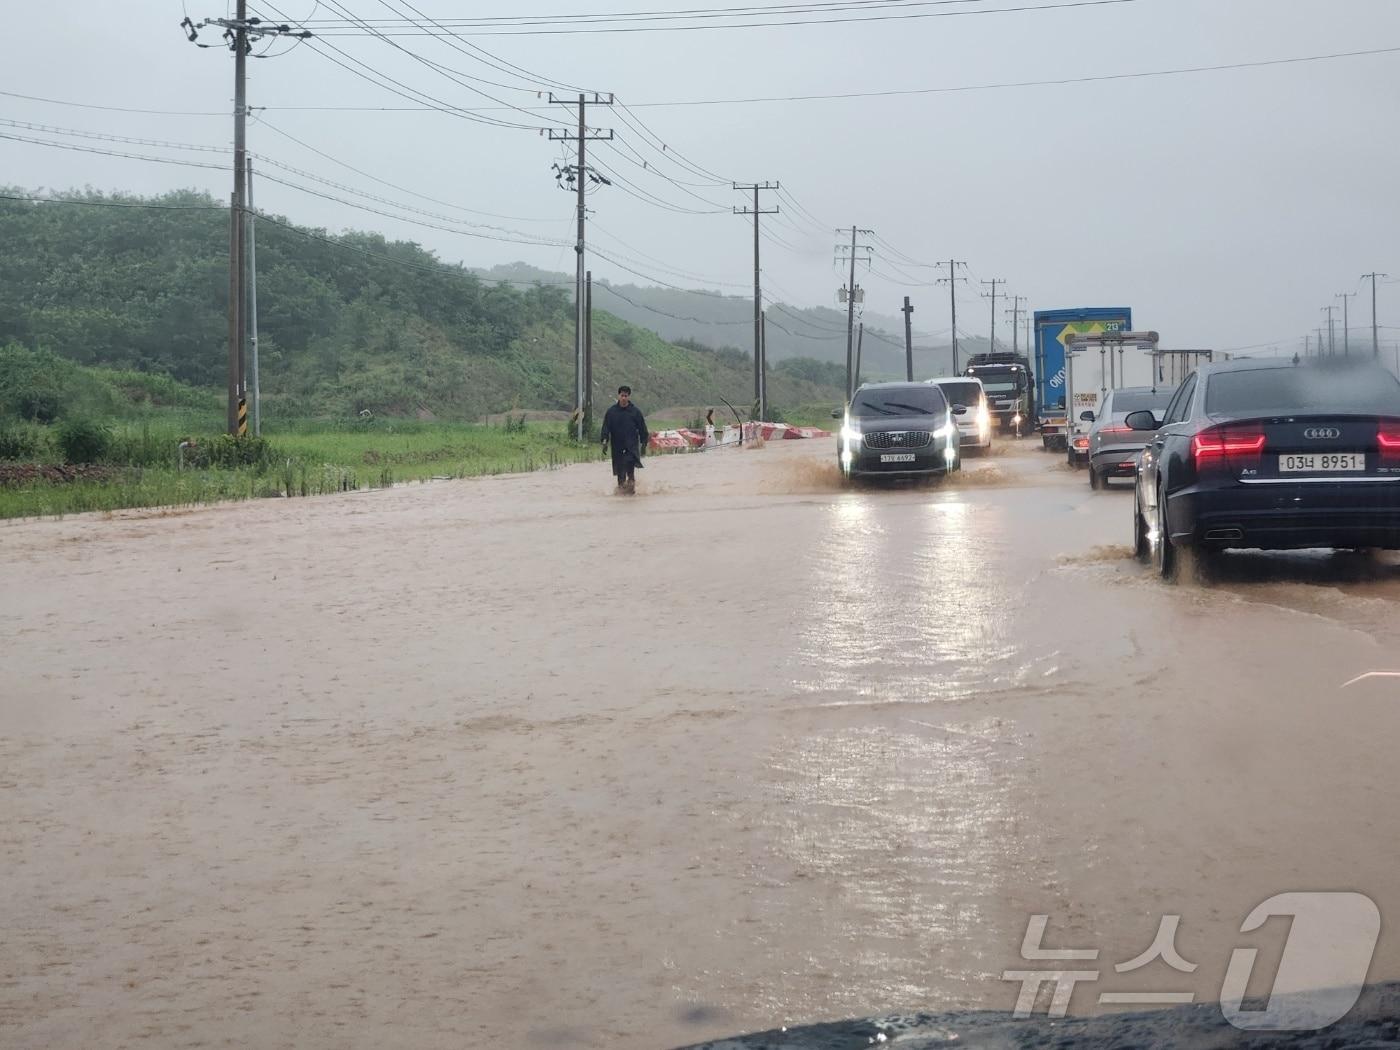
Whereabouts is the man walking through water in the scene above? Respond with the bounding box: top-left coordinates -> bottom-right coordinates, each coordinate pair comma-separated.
600,385 -> 649,494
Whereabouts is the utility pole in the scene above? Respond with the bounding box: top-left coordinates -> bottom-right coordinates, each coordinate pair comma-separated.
1322,304 -> 1337,357
549,93 -> 614,441
936,260 -> 968,373
1362,273 -> 1388,360
1336,292 -> 1356,357
246,158 -> 260,436
1006,295 -> 1028,356
760,310 -> 769,420
734,181 -> 779,416
854,323 -> 865,391
184,7 -> 309,435
982,279 -> 1006,354
835,227 -> 874,401
585,270 -> 594,431
902,296 -> 915,381
1317,327 -> 1327,359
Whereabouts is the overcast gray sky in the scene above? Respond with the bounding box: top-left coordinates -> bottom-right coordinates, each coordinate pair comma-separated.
5,0 -> 1400,356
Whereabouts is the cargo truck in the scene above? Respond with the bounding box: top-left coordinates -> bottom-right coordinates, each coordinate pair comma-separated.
964,353 -> 1035,436
1063,330 -> 1160,468
1033,307 -> 1133,450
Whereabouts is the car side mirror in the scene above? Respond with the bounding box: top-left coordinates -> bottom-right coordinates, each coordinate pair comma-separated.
1080,411 -> 1096,422
952,404 -> 969,416
1124,409 -> 1160,431
830,409 -> 843,420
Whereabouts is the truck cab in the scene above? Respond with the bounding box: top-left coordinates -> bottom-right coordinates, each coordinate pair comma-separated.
964,354 -> 1034,437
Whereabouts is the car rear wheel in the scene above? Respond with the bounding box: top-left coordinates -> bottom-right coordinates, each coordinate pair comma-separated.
1151,483 -> 1177,580
1089,466 -> 1102,490
1132,484 -> 1150,562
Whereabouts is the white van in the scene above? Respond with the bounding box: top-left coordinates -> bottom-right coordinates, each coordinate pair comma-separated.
927,377 -> 992,453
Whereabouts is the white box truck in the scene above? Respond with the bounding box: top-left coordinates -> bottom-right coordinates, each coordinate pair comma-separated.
1064,331 -> 1161,468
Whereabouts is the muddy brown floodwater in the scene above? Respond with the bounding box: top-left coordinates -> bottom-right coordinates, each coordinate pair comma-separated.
3,439 -> 1400,1049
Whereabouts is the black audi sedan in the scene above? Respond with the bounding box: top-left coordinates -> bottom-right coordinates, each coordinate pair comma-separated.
1130,356 -> 1400,578
836,381 -> 962,481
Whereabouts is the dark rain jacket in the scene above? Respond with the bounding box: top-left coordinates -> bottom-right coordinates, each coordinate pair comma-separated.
600,401 -> 649,476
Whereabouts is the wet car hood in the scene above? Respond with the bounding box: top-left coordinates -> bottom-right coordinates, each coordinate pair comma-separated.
672,983 -> 1400,1049
854,414 -> 945,434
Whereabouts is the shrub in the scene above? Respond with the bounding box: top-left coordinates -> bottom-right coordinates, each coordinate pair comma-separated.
56,418 -> 112,464
186,434 -> 274,469
0,344 -> 68,423
0,423 -> 43,461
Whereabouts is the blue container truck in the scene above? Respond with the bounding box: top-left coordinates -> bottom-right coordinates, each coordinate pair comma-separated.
1034,307 -> 1132,450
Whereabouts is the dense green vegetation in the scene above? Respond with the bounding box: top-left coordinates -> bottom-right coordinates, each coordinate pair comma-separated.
0,189 -> 844,421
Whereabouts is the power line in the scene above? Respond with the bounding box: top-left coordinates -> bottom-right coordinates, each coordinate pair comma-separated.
296,0 -> 564,127
623,44 -> 1400,107
297,0 -> 1142,35
253,117 -> 565,223
593,282 -> 750,325
13,44 -> 1396,118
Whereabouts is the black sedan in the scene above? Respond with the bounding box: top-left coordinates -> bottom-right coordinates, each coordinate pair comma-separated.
1130,357 -> 1400,579
837,382 -> 962,481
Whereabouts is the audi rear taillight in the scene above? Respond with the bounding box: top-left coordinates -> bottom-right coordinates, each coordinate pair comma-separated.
1379,422 -> 1400,461
1192,427 -> 1266,470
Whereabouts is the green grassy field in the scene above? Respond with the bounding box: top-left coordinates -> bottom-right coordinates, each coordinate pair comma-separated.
0,415 -> 606,520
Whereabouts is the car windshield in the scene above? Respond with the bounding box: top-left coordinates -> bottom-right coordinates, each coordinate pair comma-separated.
851,386 -> 946,417
980,380 -> 1018,394
935,381 -> 983,406
1110,389 -> 1174,415
1205,365 -> 1400,416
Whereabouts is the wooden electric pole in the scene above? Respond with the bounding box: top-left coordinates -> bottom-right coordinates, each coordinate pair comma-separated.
549,93 -> 614,440
936,260 -> 968,374
734,181 -> 779,416
185,6 -> 308,435
902,296 -> 915,381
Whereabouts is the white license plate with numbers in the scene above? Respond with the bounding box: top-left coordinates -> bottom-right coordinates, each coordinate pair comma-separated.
1278,453 -> 1366,473
880,453 -> 916,464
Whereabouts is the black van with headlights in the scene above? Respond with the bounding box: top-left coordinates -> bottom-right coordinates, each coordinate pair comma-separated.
835,382 -> 962,480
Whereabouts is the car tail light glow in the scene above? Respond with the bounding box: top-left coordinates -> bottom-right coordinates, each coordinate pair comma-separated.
1192,427 -> 1266,470
1073,436 -> 1090,450
1379,422 -> 1400,460
1099,425 -> 1133,435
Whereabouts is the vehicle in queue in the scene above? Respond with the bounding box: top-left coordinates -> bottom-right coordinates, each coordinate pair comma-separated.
1064,330 -> 1160,469
1130,356 -> 1400,579
927,376 -> 992,454
1086,386 -> 1176,489
964,353 -> 1034,436
1032,307 -> 1133,450
835,381 -> 962,481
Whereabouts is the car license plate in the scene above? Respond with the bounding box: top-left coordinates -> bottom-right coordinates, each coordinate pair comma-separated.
1278,452 -> 1366,473
880,453 -> 916,464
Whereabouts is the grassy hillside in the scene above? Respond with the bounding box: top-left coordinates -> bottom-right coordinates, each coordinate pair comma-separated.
0,189 -> 844,423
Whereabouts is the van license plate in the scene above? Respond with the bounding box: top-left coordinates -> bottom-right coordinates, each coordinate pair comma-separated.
880,453 -> 916,464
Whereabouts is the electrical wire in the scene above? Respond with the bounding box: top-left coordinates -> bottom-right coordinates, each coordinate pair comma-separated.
592,281 -> 750,325
253,117 -> 565,223
298,0 -> 1141,36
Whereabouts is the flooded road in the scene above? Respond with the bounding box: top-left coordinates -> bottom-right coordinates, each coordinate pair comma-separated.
3,439 -> 1400,1049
